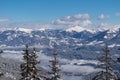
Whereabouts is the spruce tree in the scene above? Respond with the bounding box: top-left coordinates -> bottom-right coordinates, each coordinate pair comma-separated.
93,45 -> 118,80
0,62 -> 3,78
0,50 -> 3,77
20,45 -> 40,80
20,45 -> 31,80
30,48 -> 40,80
49,49 -> 61,80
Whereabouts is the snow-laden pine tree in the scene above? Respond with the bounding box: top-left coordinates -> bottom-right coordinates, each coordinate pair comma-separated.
20,45 -> 31,80
29,48 -> 40,80
93,45 -> 118,80
49,49 -> 62,80
20,45 -> 40,80
0,51 -> 3,77
0,62 -> 3,78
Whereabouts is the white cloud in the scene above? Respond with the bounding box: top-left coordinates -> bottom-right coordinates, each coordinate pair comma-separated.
82,20 -> 92,27
73,14 -> 90,19
0,18 -> 9,22
52,19 -> 80,25
98,14 -> 109,20
116,12 -> 120,16
52,13 -> 91,25
62,64 -> 101,74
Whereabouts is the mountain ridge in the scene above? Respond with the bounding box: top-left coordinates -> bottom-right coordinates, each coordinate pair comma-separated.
0,27 -> 119,59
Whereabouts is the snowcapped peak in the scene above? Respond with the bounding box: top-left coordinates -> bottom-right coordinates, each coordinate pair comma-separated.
66,26 -> 95,33
108,25 -> 120,33
16,28 -> 32,33
66,26 -> 85,32
96,23 -> 120,33
38,28 -> 47,31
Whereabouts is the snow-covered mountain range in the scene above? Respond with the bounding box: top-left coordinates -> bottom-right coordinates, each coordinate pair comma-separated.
0,26 -> 120,59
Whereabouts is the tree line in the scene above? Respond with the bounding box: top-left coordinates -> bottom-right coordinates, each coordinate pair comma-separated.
0,45 -> 120,80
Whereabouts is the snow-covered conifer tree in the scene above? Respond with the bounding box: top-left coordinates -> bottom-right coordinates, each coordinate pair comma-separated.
93,45 -> 118,80
49,49 -> 62,80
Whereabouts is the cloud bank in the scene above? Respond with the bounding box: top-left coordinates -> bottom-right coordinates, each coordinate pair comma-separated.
116,12 -> 120,16
0,18 -> 9,22
52,14 -> 91,25
0,13 -> 119,30
98,14 -> 109,20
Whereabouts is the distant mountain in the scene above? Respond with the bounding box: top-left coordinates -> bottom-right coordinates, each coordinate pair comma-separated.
0,27 -> 120,59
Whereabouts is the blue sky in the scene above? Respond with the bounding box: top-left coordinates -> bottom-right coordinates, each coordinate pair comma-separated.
0,0 -> 120,29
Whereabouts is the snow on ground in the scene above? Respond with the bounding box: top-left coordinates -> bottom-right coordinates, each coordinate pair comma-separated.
108,44 -> 120,48
4,72 -> 16,80
86,40 -> 104,46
